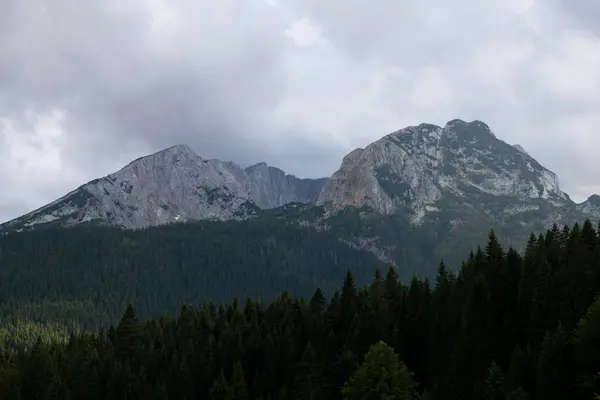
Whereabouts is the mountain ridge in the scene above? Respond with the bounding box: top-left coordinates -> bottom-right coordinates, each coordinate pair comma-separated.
1,119 -> 598,234
0,145 -> 327,231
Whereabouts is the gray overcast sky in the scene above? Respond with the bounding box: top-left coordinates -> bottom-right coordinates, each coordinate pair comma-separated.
1,0 -> 599,223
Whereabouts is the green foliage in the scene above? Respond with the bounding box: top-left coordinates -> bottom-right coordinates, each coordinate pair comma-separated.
573,296 -> 600,397
0,217 -> 381,333
480,361 -> 504,400
341,341 -> 419,400
0,219 -> 599,398
535,323 -> 572,399
506,387 -> 530,400
0,320 -> 71,348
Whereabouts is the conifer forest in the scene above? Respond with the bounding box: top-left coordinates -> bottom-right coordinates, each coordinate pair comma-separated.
1,220 -> 600,399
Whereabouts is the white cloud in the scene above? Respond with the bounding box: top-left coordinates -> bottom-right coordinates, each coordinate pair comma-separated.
2,109 -> 64,175
535,31 -> 600,101
0,109 -> 84,212
1,0 -> 600,222
285,17 -> 328,48
408,68 -> 453,109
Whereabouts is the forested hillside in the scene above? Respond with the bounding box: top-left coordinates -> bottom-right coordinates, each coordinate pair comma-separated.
0,216 -> 381,336
1,220 -> 599,398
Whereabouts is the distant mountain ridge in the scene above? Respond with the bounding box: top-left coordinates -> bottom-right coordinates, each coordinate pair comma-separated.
0,144 -> 327,231
1,119 -> 598,236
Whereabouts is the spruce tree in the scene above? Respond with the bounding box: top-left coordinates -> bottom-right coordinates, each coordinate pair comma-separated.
573,296 -> 600,397
341,341 -> 418,400
292,342 -> 320,400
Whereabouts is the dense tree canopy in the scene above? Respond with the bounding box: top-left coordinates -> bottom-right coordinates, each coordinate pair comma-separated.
342,341 -> 418,400
0,217 -> 381,337
0,219 -> 599,398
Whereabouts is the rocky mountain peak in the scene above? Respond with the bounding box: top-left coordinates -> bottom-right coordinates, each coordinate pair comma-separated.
317,119 -> 570,223
130,144 -> 200,165
1,145 -> 327,231
586,194 -> 600,204
245,161 -> 269,171
577,194 -> 600,219
512,144 -> 529,155
445,119 -> 493,134
1,120 -> 593,236
162,144 -> 197,155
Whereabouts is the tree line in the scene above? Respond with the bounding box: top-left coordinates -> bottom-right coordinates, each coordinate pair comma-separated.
1,220 -> 600,398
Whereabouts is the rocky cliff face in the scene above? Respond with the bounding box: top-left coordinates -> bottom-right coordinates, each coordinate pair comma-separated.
0,145 -> 327,231
308,119 -> 600,272
2,119 -> 598,238
2,118 -> 599,280
317,120 -> 571,223
577,195 -> 600,220
244,162 -> 327,209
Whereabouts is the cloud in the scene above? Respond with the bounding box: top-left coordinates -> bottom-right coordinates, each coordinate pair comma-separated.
550,0 -> 600,35
1,0 -> 599,223
286,0 -> 600,199
0,0 -> 297,221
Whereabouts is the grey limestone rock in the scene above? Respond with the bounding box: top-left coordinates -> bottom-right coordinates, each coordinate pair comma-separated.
577,194 -> 600,220
244,162 -> 327,209
317,120 -> 571,223
2,119 -> 597,235
0,145 -> 327,231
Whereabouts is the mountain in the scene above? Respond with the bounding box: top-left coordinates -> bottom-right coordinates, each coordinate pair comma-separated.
577,194 -> 600,219
244,162 -> 328,209
317,119 -> 570,222
512,143 -> 529,155
0,145 -> 328,231
307,119 -> 598,271
2,118 -> 600,337
1,118 -> 598,274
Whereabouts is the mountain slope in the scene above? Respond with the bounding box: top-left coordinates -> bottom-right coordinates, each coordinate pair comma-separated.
317,119 -> 570,223
0,216 -> 381,329
1,118 -> 598,278
0,145 -> 327,231
577,194 -> 600,219
307,119 -> 598,271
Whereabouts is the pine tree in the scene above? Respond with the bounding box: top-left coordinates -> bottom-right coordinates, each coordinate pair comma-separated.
341,341 -> 418,400
504,345 -> 534,395
485,230 -> 504,261
20,338 -> 55,399
292,342 -> 320,400
114,304 -> 142,361
506,387 -> 529,400
308,288 -> 326,316
573,295 -> 600,397
479,361 -> 504,400
209,371 -> 233,400
535,323 -> 572,399
434,260 -> 449,293
340,272 -> 357,314
231,360 -> 249,400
